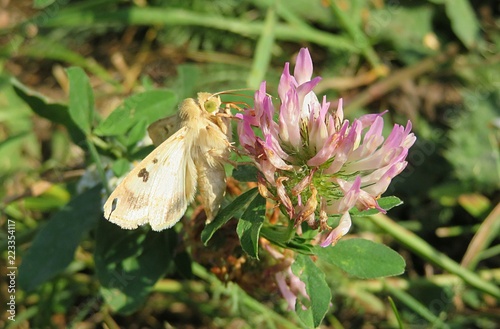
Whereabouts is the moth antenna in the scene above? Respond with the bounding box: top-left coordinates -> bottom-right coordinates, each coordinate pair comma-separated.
207,89 -> 261,114
211,88 -> 253,98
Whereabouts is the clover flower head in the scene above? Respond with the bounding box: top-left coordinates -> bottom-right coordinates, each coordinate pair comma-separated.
238,48 -> 416,246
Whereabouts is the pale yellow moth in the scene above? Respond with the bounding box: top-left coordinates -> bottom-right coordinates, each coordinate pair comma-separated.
103,92 -> 232,231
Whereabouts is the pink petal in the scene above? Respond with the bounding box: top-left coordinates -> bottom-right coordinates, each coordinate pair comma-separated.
278,89 -> 302,149
288,267 -> 308,300
278,63 -> 297,101
294,48 -> 314,84
320,212 -> 352,247
307,133 -> 339,166
275,272 -> 297,310
356,189 -> 386,213
259,136 -> 293,171
358,111 -> 387,129
238,119 -> 256,149
334,98 -> 344,126
336,176 -> 361,212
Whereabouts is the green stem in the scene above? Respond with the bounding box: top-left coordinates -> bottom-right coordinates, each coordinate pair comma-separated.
347,44 -> 459,110
192,263 -> 299,329
384,283 -> 450,329
329,2 -> 383,70
369,214 -> 500,299
5,36 -> 120,89
353,268 -> 500,292
275,2 -> 310,28
247,2 -> 277,89
34,7 -> 357,52
387,297 -> 404,329
479,244 -> 500,261
460,202 -> 500,269
435,224 -> 480,237
86,137 -> 111,195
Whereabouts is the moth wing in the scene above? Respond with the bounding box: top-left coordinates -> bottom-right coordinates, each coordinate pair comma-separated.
147,114 -> 179,147
103,127 -> 197,231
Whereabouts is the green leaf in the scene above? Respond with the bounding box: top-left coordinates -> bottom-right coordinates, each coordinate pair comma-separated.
125,118 -> 149,147
34,0 -> 55,9
369,6 -> 434,61
22,184 -> 71,211
292,254 -> 331,328
236,193 -> 266,259
350,196 -> 403,217
94,220 -> 174,314
260,225 -> 315,254
0,75 -> 40,174
11,77 -> 85,144
173,250 -> 193,279
316,238 -> 406,279
0,132 -> 32,176
18,186 -> 102,292
112,158 -> 132,177
201,188 -> 259,245
67,67 -> 95,135
94,90 -> 177,136
232,164 -> 258,182
283,236 -> 315,255
12,36 -> 115,85
444,90 -> 500,191
259,225 -> 293,242
444,0 -> 480,49
173,64 -> 201,100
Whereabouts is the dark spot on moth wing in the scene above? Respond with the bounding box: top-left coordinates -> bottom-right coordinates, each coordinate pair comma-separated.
138,168 -> 149,182
124,191 -> 147,206
153,158 -> 158,164
111,198 -> 118,210
106,198 -> 119,219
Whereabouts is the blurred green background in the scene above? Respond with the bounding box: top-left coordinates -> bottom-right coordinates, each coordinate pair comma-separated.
1,0 -> 499,328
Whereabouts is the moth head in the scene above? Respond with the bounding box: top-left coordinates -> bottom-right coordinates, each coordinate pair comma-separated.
197,92 -> 222,114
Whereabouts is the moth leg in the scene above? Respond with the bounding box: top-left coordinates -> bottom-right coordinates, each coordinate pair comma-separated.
223,102 -> 247,112
215,112 -> 233,118
204,147 -> 240,169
